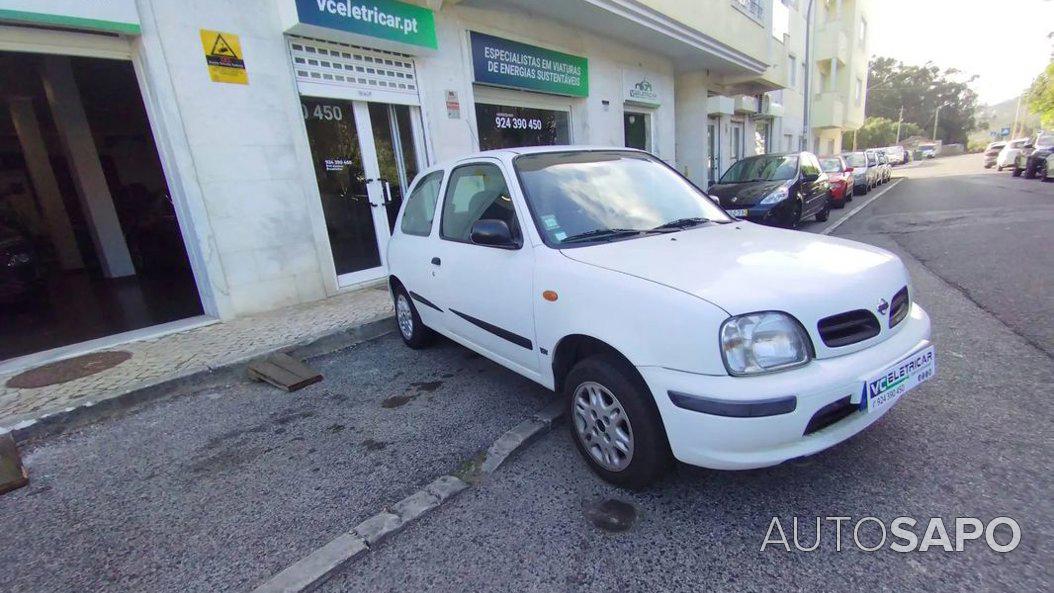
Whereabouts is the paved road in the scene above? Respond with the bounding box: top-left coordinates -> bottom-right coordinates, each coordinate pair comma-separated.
0,335 -> 553,593
3,154 -> 1051,593
319,155 -> 1052,592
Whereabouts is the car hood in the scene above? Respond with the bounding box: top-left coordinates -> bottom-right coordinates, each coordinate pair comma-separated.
709,180 -> 786,208
560,223 -> 910,355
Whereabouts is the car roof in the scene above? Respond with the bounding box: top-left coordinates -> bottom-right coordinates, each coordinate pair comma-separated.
455,145 -> 648,160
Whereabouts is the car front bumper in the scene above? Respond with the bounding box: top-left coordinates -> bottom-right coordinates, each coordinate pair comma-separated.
735,199 -> 796,227
638,303 -> 932,470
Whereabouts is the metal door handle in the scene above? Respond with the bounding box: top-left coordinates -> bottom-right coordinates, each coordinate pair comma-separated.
383,180 -> 393,203
431,257 -> 441,266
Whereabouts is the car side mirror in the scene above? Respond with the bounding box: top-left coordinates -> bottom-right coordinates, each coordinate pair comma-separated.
1025,143 -> 1034,149
470,219 -> 518,249
845,167 -> 854,173
707,179 -> 716,189
803,172 -> 819,182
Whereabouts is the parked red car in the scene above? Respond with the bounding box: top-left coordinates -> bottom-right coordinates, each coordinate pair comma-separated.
819,155 -> 854,208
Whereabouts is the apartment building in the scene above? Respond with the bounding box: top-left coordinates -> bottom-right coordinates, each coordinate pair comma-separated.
0,0 -> 855,368
763,0 -> 870,157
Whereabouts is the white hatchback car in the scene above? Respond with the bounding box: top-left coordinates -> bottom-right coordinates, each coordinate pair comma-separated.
387,147 -> 935,488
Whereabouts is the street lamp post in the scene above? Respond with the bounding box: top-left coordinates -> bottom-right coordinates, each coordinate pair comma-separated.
932,102 -> 949,142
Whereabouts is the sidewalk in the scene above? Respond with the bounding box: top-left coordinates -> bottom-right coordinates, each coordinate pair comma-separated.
0,285 -> 394,438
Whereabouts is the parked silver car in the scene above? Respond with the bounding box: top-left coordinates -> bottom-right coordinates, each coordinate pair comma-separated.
842,151 -> 876,194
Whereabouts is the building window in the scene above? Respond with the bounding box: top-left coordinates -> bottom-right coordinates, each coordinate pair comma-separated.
859,18 -> 867,47
855,78 -> 863,104
788,55 -> 797,88
475,103 -> 570,150
733,0 -> 764,22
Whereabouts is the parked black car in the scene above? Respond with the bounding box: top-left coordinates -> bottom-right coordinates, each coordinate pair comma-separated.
708,152 -> 831,228
1013,132 -> 1054,178
0,222 -> 44,305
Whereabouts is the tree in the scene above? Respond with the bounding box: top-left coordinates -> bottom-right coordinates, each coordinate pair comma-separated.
1025,61 -> 1054,129
842,117 -> 925,149
863,57 -> 981,145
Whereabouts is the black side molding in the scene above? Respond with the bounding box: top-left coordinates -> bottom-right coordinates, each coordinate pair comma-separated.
409,291 -> 443,313
668,391 -> 796,418
450,309 -> 533,350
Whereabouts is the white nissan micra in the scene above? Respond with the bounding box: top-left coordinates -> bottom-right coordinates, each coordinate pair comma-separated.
387,147 -> 935,488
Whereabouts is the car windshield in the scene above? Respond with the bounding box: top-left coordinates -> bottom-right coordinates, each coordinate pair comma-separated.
820,158 -> 843,173
844,152 -> 867,167
1036,134 -> 1054,148
514,151 -> 732,246
718,154 -> 799,183
1008,140 -> 1026,148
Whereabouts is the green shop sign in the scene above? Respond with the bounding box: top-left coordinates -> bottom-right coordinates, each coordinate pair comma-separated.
470,32 -> 588,97
294,0 -> 437,49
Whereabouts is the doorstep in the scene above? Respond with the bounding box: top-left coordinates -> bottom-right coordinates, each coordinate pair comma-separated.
0,285 -> 395,441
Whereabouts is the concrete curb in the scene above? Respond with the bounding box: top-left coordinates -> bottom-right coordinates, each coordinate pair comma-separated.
3,315 -> 395,444
249,397 -> 566,593
820,178 -> 902,236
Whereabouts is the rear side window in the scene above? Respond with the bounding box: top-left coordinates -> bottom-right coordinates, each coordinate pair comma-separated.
400,171 -> 444,236
440,163 -> 520,243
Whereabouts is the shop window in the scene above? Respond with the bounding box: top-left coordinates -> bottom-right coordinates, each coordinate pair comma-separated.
475,103 -> 570,151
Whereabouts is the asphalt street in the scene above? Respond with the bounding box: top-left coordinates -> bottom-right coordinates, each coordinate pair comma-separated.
2,154 -> 1051,593
0,334 -> 554,593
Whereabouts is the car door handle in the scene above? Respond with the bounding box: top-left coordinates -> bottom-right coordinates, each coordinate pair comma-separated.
430,257 -> 441,266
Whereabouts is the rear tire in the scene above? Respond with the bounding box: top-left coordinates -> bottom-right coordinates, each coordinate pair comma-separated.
1012,167 -> 1022,177
565,354 -> 671,490
393,285 -> 434,349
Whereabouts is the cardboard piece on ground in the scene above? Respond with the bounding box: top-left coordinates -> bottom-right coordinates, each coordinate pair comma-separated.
247,352 -> 322,392
0,434 -> 29,495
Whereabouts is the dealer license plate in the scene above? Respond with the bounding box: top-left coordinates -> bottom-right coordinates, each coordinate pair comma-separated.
863,345 -> 936,414
727,208 -> 749,218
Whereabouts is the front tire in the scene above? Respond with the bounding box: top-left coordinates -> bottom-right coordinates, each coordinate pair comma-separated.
566,354 -> 671,489
1012,166 -> 1022,177
394,285 -> 434,349
789,200 -> 803,229
815,195 -> 831,221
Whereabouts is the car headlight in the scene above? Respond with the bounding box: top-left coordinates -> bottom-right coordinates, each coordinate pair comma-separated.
759,186 -> 789,205
719,312 -> 812,376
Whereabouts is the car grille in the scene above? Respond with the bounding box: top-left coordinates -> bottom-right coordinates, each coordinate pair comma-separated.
888,286 -> 909,328
817,309 -> 880,347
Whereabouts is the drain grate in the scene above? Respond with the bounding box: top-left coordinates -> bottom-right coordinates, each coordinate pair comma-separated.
6,351 -> 132,389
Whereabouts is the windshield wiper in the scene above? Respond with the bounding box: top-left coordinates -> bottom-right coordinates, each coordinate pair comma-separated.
651,217 -> 711,231
560,228 -> 647,244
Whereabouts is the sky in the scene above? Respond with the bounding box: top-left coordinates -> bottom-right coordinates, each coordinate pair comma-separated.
867,0 -> 1054,105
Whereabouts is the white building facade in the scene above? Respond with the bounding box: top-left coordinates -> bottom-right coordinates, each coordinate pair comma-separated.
0,0 -> 807,364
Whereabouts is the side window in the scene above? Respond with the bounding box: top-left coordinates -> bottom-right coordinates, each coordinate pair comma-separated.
801,155 -> 819,177
809,154 -> 823,175
400,171 -> 444,236
440,163 -> 520,244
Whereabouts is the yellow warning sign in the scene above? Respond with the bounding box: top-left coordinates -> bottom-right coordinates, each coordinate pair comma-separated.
200,29 -> 248,85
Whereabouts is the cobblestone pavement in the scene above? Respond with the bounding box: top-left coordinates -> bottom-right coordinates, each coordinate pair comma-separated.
0,285 -> 393,432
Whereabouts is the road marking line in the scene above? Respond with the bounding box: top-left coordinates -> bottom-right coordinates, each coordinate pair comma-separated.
248,398 -> 565,593
821,178 -> 903,236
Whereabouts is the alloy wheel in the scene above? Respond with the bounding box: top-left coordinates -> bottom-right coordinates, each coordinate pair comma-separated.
572,381 -> 634,471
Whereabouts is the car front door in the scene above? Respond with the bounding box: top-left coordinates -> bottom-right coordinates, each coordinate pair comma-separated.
432,159 -> 540,377
800,154 -> 824,216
